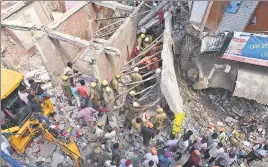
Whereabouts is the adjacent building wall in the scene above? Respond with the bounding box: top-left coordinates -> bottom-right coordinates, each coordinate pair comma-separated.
218,1 -> 259,32
244,1 -> 268,32
189,1 -> 208,24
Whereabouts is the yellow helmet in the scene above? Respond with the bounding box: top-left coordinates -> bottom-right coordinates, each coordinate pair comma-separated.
129,90 -> 136,96
97,122 -> 103,126
102,80 -> 108,86
115,74 -> 121,79
61,75 -> 68,81
106,87 -> 112,92
141,34 -> 146,38
157,107 -> 164,113
91,82 -> 97,88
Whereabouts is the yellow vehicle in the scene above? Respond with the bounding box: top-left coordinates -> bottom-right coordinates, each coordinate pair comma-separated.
1,68 -> 84,166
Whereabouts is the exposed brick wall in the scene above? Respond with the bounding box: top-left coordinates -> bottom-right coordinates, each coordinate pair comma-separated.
218,1 -> 259,32
53,4 -> 96,63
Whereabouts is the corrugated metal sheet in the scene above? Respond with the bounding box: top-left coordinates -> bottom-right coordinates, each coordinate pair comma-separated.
233,63 -> 268,105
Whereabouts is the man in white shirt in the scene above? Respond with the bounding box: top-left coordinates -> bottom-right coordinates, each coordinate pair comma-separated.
164,134 -> 178,150
204,142 -> 224,164
104,126 -> 116,152
207,133 -> 220,147
18,85 -> 29,104
95,122 -> 104,139
192,137 -> 208,153
104,160 -> 116,167
244,144 -> 268,165
145,147 -> 159,165
177,134 -> 190,153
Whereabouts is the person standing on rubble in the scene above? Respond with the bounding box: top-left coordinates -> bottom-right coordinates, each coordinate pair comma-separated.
88,82 -> 100,109
218,128 -> 227,143
76,80 -> 91,108
165,134 -> 179,151
131,67 -> 143,83
191,137 -> 208,154
177,134 -> 190,154
103,87 -> 115,118
144,147 -> 159,165
64,62 -> 79,85
111,74 -> 121,96
153,106 -> 167,131
123,102 -> 142,130
207,133 -> 220,147
183,150 -> 201,167
91,142 -> 104,166
70,82 -> 81,108
215,151 -> 237,167
136,33 -> 146,51
111,143 -> 121,166
103,126 -> 116,152
60,71 -> 80,106
121,90 -> 136,115
94,122 -> 105,139
142,110 -> 151,127
243,143 -> 268,165
26,94 -> 51,127
77,106 -> 96,131
204,142 -> 224,164
130,118 -> 143,140
141,122 -> 156,147
158,151 -> 172,167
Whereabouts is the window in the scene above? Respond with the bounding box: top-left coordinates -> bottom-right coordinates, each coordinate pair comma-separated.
225,1 -> 242,14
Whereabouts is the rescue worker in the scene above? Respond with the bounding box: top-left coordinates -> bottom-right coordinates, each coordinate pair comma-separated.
94,122 -> 104,139
111,74 -> 121,96
103,87 -> 115,118
121,90 -> 136,115
136,33 -> 146,51
28,79 -> 49,103
141,122 -> 156,147
144,147 -> 159,165
183,150 -> 201,167
143,35 -> 153,48
130,118 -> 143,139
88,82 -> 100,109
104,126 -> 116,152
153,106 -> 167,131
204,142 -> 224,164
123,102 -> 142,130
130,67 -> 142,83
64,62 -> 79,85
102,80 -> 109,92
60,72 -> 80,106
91,142 -> 104,166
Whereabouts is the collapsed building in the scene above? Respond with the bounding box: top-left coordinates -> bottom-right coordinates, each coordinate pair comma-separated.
1,1 -> 268,167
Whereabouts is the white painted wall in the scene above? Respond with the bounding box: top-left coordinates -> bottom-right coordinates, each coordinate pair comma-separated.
190,1 -> 208,24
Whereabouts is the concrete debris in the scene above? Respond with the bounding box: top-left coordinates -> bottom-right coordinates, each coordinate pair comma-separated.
51,151 -> 65,167
39,142 -> 56,158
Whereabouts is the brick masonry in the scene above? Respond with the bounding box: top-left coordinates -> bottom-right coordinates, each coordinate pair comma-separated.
218,1 -> 259,32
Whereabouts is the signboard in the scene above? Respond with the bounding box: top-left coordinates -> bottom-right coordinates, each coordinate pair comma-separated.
225,1 -> 241,14
221,34 -> 268,67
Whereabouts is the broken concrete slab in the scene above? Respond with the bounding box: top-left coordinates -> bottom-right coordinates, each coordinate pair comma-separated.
51,151 -> 65,167
39,142 -> 56,158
